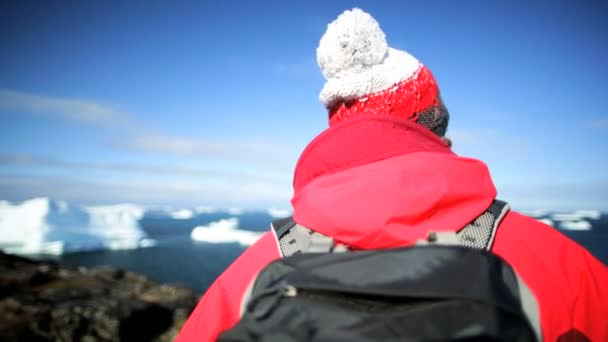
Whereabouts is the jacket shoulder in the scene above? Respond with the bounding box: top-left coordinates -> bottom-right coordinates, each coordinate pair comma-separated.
176,231 -> 280,342
494,210 -> 595,276
493,211 -> 608,341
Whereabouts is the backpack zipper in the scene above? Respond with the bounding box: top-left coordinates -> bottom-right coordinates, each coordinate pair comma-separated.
282,284 -> 298,297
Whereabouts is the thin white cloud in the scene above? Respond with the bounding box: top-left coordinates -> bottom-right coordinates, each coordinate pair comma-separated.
117,134 -> 298,172
586,117 -> 608,129
498,183 -> 608,212
0,89 -> 300,171
0,89 -> 299,206
0,153 -> 292,183
124,134 -> 290,160
448,127 -> 531,151
0,175 -> 292,209
0,89 -> 131,125
274,57 -> 318,79
446,129 -> 479,146
448,126 -> 535,171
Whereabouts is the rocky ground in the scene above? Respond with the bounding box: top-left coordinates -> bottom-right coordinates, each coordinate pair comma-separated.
0,251 -> 198,342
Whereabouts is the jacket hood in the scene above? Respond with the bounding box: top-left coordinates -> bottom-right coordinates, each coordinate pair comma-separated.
291,116 -> 497,249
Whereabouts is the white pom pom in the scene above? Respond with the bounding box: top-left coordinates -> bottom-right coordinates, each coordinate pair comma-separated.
317,8 -> 388,80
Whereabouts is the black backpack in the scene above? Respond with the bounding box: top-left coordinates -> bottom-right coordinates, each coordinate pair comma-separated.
218,200 -> 541,342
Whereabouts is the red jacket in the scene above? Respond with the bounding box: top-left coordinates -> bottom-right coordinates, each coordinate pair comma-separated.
176,117 -> 608,342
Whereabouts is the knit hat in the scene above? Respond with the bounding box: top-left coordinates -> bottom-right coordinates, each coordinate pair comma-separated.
317,8 -> 449,137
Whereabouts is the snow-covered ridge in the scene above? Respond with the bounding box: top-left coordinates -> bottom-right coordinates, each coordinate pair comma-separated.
0,198 -> 152,255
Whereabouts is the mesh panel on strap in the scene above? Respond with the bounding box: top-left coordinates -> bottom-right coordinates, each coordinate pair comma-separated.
456,200 -> 509,250
276,223 -> 328,257
272,200 -> 509,255
457,211 -> 496,249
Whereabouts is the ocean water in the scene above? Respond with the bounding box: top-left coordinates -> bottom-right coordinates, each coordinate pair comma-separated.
59,211 -> 608,296
60,211 -> 274,294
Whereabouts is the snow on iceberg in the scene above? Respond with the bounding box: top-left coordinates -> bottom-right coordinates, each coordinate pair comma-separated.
559,220 -> 592,231
0,198 -> 152,255
191,217 -> 263,246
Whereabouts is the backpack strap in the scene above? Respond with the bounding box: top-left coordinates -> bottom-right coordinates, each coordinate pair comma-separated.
271,218 -> 335,257
417,199 -> 510,250
455,199 -> 510,250
271,199 -> 510,256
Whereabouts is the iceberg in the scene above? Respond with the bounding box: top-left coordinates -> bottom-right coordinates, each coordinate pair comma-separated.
190,218 -> 263,246
559,220 -> 592,231
552,210 -> 601,221
573,210 -> 601,220
521,209 -> 550,218
139,238 -> 157,248
0,198 -> 152,255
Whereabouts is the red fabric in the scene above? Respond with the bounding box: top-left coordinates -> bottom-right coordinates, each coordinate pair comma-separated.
328,66 -> 440,126
174,232 -> 280,342
176,116 -> 607,341
493,213 -> 608,342
293,116 -> 495,249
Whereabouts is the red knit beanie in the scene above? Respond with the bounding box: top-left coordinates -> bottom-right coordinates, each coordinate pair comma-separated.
317,8 -> 449,137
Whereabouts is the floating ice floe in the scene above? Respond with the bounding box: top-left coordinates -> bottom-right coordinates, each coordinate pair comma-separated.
552,210 -> 601,222
558,220 -> 592,231
190,218 -> 263,246
138,238 -> 158,248
522,209 -> 550,218
573,210 -> 601,220
537,219 -> 554,227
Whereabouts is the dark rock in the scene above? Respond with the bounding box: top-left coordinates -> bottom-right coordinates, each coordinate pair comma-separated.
0,251 -> 197,342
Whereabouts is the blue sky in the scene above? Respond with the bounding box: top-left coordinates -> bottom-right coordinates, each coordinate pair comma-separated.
0,0 -> 606,210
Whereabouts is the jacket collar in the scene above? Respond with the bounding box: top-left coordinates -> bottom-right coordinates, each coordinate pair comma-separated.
291,116 -> 496,249
294,116 -> 452,192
